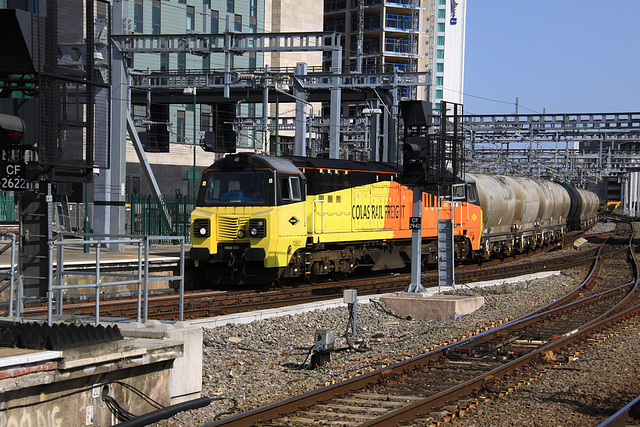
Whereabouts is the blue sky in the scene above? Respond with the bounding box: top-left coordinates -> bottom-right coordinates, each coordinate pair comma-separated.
462,1 -> 640,115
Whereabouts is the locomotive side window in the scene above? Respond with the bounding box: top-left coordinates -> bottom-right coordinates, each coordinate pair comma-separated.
467,184 -> 479,204
280,176 -> 291,200
280,175 -> 302,204
291,177 -> 301,200
451,184 -> 466,200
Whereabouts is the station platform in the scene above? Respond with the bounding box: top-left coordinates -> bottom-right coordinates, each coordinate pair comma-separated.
0,240 -> 190,269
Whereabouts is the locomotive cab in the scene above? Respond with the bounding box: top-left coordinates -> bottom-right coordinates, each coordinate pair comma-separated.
190,153 -> 307,285
451,182 -> 479,205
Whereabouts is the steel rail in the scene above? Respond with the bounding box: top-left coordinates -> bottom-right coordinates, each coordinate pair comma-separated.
579,220 -> 639,329
203,224 -> 636,426
204,298 -> 640,427
597,393 -> 640,426
356,303 -> 640,426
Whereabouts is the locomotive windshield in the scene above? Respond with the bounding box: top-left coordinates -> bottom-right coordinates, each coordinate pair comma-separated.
199,170 -> 269,205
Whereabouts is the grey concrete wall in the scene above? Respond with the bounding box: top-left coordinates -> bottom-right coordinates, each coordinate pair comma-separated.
0,339 -> 182,426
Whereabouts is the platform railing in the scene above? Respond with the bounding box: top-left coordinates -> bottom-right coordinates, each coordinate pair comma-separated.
46,233 -> 185,326
0,233 -> 18,318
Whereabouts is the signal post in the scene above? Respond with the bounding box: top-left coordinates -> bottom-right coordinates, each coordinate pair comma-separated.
379,101 -> 484,320
407,186 -> 425,292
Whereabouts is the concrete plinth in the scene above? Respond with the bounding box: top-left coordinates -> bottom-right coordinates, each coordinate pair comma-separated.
117,320 -> 203,405
573,237 -> 588,249
379,292 -> 485,321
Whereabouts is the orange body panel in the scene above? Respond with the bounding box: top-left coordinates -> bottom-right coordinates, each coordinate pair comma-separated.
381,182 -> 483,250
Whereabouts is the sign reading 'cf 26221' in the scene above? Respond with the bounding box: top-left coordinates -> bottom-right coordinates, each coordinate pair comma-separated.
0,161 -> 27,191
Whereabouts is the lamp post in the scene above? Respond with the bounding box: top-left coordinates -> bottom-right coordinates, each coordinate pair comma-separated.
183,87 -> 197,201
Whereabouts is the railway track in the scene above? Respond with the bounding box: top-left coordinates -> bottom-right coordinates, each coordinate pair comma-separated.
199,221 -> 640,426
23,242 -> 598,321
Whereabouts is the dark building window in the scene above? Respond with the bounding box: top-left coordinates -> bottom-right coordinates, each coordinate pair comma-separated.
161,53 -> 169,71
187,6 -> 195,31
152,0 -> 161,35
7,0 -> 38,12
211,10 -> 219,33
177,111 -> 186,143
134,0 -> 143,32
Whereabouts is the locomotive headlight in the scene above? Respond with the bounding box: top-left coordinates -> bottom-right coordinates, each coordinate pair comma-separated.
193,218 -> 210,237
249,218 -> 266,238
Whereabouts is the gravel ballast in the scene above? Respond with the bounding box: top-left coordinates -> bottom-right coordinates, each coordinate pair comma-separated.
154,222 -> 640,426
153,265 -> 639,427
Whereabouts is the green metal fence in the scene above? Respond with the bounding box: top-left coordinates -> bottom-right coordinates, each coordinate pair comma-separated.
130,194 -> 194,242
0,194 -> 15,222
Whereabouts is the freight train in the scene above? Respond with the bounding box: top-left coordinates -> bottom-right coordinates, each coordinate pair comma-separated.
189,153 -> 599,285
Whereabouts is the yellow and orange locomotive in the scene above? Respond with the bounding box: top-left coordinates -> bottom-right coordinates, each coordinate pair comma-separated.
189,153 -> 598,285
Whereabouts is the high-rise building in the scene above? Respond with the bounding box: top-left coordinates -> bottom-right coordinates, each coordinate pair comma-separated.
436,0 -> 465,109
324,0 -> 466,111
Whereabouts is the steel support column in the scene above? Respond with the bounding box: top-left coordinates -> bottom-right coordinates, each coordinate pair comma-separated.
329,47 -> 342,159
294,63 -> 308,157
94,0 -> 126,250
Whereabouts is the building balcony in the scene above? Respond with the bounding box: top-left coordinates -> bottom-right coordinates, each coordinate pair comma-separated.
384,14 -> 418,32
385,0 -> 420,10
384,38 -> 417,56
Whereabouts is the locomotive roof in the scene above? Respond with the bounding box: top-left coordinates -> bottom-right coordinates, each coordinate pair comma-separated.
287,156 -> 398,174
213,153 -> 398,175
213,153 -> 302,174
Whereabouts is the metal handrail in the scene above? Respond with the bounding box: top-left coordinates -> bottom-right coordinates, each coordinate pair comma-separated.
0,233 -> 18,318
46,233 -> 185,326
312,199 -> 325,235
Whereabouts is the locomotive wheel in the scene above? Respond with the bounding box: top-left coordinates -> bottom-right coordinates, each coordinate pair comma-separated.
332,272 -> 348,282
305,274 -> 320,284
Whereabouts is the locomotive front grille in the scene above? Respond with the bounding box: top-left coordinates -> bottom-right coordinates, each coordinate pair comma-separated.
218,216 -> 250,240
